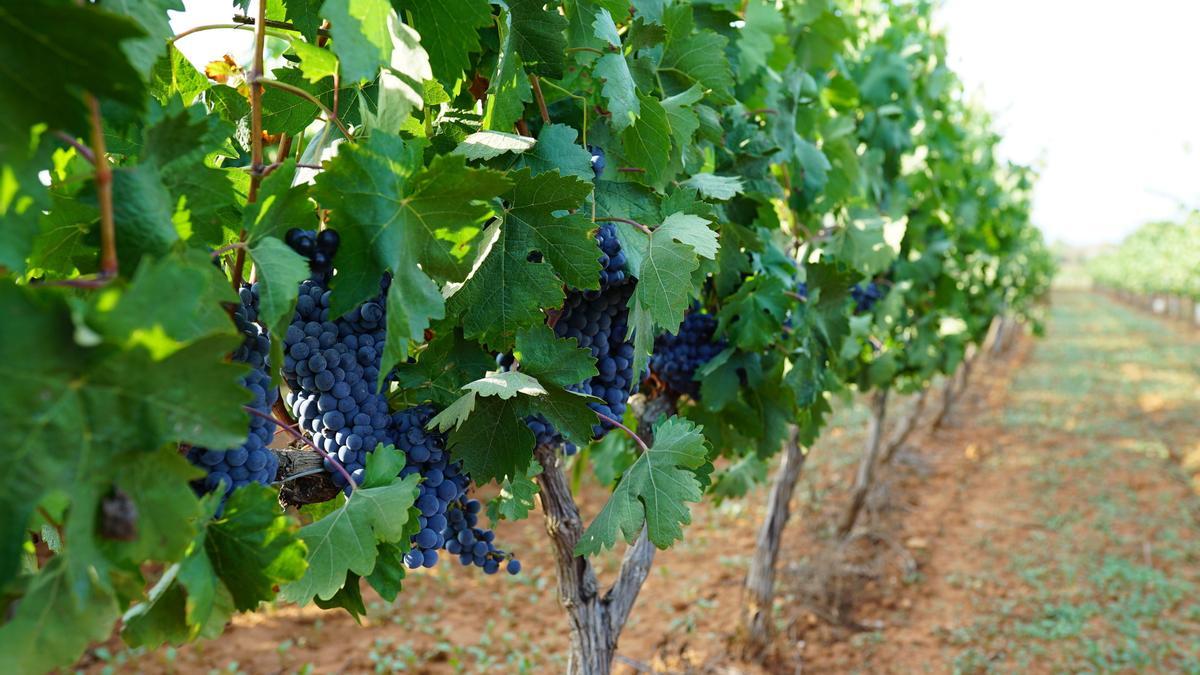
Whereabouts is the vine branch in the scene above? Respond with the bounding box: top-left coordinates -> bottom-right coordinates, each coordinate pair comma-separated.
88,94 -> 118,280
594,216 -> 653,236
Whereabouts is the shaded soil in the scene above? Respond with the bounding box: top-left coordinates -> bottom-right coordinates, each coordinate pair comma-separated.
83,293 -> 1200,674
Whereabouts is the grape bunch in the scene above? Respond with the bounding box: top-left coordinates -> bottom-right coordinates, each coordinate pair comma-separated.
285,228 -> 340,283
851,282 -> 884,313
392,405 -> 520,574
281,277 -> 392,493
649,309 -> 727,397
187,284 -> 279,503
554,280 -> 637,437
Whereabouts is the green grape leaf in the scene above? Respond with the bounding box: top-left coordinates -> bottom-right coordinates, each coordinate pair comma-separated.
96,249 -> 237,355
151,44 -> 208,105
284,0 -> 324,40
261,67 -> 325,137
596,53 -> 640,131
483,20 -> 532,131
620,92 -> 671,185
576,416 -> 708,554
659,6 -> 733,104
248,237 -> 311,370
487,459 -> 542,524
106,0 -> 184,78
365,541 -> 410,602
455,131 -> 538,161
716,275 -> 788,351
244,160 -> 314,244
830,216 -> 908,276
515,386 -> 598,446
438,394 -> 535,483
205,484 -> 308,611
322,0 -> 395,83
379,264 -> 446,384
404,0 -> 493,84
292,39 -> 340,83
313,573 -> 367,619
655,212 -> 719,259
447,169 -> 597,348
712,454 -> 768,501
0,3 -> 146,146
363,21 -> 431,134
508,0 -> 569,78
738,0 -> 784,76
515,324 -> 598,387
389,327 -> 495,408
0,558 -> 120,675
680,173 -> 744,201
518,123 -> 594,181
282,451 -> 420,604
111,164 -> 180,271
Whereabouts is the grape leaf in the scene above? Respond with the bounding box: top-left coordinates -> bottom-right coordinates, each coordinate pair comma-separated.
627,224 -> 702,330
596,53 -> 640,131
0,3 -> 146,147
829,215 -> 908,275
715,275 -> 788,351
712,454 -> 768,501
380,260 -> 446,384
659,6 -> 733,104
439,395 -> 535,483
150,44 -> 208,105
515,386 -> 598,446
389,327 -> 495,408
515,324 -> 598,388
322,0 -> 395,83
447,169 -> 597,348
105,0 -> 185,78
680,173 -> 744,201
454,131 -> 538,161
282,447 -> 420,604
363,21 -> 431,134
517,123 -> 593,181
111,164 -> 180,271
738,0 -> 784,77
483,13 -> 532,132
403,0 -> 493,84
248,238 -> 311,383
508,0 -> 569,78
244,161 -> 315,244
655,212 -> 719,259
292,39 -> 340,83
575,416 -> 708,554
487,459 -> 542,524
620,92 -> 671,185
284,0 -> 325,40
0,557 -> 120,675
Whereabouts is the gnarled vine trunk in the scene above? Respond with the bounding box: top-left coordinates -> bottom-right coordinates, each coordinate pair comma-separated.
837,389 -> 890,538
534,394 -> 674,675
741,427 -> 806,658
880,387 -> 929,466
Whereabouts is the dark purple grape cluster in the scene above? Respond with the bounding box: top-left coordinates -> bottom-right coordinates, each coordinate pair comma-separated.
851,282 -> 884,313
187,284 -> 279,503
281,278 -> 392,493
649,309 -> 727,397
595,222 -> 627,289
285,227 -> 340,283
555,281 -> 637,437
392,405 -> 519,574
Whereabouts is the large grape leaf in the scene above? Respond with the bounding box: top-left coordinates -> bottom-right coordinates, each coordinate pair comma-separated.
282,447 -> 420,604
619,92 -> 672,186
482,13 -> 532,132
516,123 -> 594,181
515,324 -> 598,388
436,395 -> 535,484
0,3 -> 145,149
105,0 -> 185,78
389,327 -> 495,408
508,0 -> 569,78
322,0 -> 395,83
447,169 -> 597,349
659,5 -> 733,104
575,416 -> 709,554
737,0 -> 784,77
715,275 -> 788,352
402,0 -> 492,84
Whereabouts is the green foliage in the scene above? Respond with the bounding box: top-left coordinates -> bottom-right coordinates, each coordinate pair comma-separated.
0,0 -> 1048,666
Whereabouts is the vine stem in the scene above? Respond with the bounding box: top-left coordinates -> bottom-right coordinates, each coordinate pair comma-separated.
232,14 -> 331,38
231,0 -> 269,291
210,242 -> 246,258
88,94 -> 118,279
54,131 -> 94,162
254,77 -> 353,142
566,46 -> 605,56
243,406 -> 356,495
785,291 -> 808,302
594,216 -> 653,236
593,412 -> 649,454
169,23 -> 251,43
530,75 -> 551,124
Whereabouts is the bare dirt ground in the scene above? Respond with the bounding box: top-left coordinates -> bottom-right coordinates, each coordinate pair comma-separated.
82,292 -> 1200,674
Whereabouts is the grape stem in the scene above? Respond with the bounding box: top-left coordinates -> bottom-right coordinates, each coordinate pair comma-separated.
88,94 -> 118,280
210,242 -> 246,258
232,14 -> 331,38
593,412 -> 649,454
594,216 -> 653,236
530,75 -> 551,123
243,406 -> 357,496
232,0 -> 269,291
53,131 -> 94,162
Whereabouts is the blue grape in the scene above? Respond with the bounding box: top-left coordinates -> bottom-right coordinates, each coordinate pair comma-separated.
285,228 -> 340,284
588,145 -> 606,178
851,281 -> 883,313
649,309 -> 727,397
187,284 -> 280,507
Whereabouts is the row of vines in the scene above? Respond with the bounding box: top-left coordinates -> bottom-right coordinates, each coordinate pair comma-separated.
1089,216 -> 1200,299
0,0 -> 1053,673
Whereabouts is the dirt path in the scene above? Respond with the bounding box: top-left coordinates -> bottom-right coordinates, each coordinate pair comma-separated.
83,293 -> 1200,674
787,292 -> 1200,673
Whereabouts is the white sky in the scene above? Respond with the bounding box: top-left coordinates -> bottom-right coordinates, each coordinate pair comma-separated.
172,2 -> 1200,246
939,0 -> 1200,246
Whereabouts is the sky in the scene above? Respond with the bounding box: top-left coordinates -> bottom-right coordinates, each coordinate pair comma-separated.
939,0 -> 1200,246
170,1 -> 1200,247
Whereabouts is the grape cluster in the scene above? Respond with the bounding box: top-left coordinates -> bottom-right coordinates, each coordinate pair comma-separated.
851,282 -> 884,313
285,228 -> 340,283
649,309 -> 727,397
187,284 -> 279,502
393,406 -> 520,574
281,278 -> 392,493
555,280 -> 637,437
